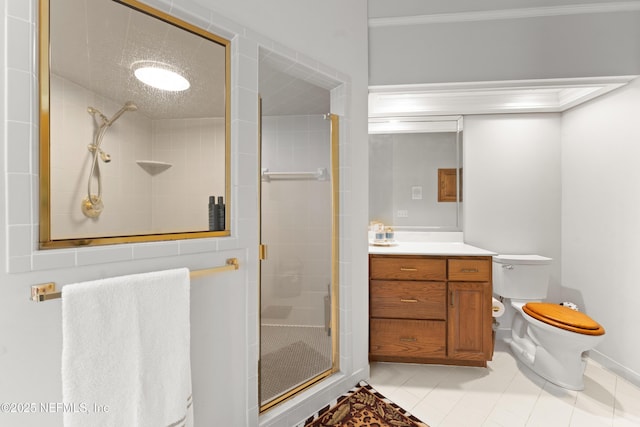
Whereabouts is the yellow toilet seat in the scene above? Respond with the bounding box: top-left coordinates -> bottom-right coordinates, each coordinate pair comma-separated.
523,302 -> 605,336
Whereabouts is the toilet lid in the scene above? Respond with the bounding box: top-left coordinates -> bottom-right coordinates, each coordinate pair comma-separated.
523,302 -> 605,336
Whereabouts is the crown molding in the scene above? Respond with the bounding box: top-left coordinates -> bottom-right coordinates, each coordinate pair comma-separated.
368,76 -> 638,117
368,1 -> 640,27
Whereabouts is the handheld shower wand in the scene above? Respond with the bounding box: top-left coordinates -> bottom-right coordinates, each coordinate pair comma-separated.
82,101 -> 138,218
108,101 -> 138,125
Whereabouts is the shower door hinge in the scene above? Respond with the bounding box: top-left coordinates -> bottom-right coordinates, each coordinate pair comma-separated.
259,244 -> 267,260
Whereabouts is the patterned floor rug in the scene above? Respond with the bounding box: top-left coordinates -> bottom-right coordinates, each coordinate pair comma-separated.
296,381 -> 429,427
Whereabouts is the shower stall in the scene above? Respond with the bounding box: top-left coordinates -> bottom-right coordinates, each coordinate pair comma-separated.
259,111 -> 339,410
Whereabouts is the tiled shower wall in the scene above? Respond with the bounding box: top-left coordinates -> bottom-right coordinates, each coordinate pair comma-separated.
49,74 -> 224,237
50,74 -> 153,238
151,118 -> 225,233
261,114 -> 332,327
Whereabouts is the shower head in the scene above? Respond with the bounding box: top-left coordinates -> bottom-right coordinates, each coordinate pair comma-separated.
108,101 -> 138,125
123,101 -> 138,111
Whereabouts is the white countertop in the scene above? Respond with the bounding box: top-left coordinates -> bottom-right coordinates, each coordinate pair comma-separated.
368,241 -> 496,256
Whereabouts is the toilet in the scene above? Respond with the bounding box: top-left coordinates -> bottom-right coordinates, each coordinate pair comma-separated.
493,254 -> 605,390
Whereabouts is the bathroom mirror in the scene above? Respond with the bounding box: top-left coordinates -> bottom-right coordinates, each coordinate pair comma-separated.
369,116 -> 463,231
39,0 -> 231,248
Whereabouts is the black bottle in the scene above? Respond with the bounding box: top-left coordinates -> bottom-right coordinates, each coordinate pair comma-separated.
209,196 -> 217,231
216,196 -> 225,231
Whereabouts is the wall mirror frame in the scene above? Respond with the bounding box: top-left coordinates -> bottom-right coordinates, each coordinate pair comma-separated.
368,115 -> 463,232
39,0 -> 231,249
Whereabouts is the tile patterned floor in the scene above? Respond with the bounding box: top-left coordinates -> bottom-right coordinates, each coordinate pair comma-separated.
369,340 -> 640,427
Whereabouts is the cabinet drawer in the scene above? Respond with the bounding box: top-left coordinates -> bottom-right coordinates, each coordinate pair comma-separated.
370,280 -> 446,320
448,258 -> 491,281
370,257 -> 446,281
370,319 -> 446,358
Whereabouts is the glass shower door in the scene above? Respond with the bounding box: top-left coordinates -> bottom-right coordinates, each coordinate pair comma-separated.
259,113 -> 339,410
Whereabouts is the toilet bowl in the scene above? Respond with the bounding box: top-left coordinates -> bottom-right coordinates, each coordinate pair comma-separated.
509,300 -> 605,390
493,255 -> 605,390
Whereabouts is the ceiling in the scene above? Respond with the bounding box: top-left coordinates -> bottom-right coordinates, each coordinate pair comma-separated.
50,0 -> 226,120
50,0 -> 331,121
258,52 -> 331,116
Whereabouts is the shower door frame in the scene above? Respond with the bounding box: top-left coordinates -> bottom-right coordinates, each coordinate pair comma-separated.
257,99 -> 340,412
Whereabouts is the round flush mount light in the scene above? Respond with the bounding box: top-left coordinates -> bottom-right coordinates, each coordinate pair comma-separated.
133,61 -> 190,92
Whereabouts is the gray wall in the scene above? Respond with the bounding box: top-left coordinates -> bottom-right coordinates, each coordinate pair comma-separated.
369,5 -> 640,85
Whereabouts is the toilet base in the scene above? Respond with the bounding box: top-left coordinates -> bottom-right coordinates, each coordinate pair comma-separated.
506,335 -> 587,390
506,306 -> 602,391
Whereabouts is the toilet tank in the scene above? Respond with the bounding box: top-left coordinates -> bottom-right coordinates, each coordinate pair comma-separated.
492,255 -> 552,300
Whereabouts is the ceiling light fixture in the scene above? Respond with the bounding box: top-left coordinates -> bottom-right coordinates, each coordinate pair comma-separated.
133,61 -> 190,92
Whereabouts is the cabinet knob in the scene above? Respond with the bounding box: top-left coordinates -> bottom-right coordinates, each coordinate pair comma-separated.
460,268 -> 479,273
400,337 -> 417,342
400,298 -> 418,303
400,267 -> 418,272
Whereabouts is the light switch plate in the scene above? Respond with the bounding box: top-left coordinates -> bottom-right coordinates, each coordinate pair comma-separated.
411,186 -> 422,200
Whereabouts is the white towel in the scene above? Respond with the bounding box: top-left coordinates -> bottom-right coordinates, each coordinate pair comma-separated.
62,268 -> 193,427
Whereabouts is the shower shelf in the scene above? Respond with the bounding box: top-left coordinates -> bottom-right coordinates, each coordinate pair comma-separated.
136,160 -> 172,175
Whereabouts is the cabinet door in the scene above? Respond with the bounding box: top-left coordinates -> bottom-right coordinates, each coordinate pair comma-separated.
438,168 -> 459,202
447,282 -> 492,362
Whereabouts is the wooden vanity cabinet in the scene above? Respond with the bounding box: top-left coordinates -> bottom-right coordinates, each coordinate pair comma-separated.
369,255 -> 493,367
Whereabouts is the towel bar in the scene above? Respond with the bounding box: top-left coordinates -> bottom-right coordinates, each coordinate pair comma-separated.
30,257 -> 240,302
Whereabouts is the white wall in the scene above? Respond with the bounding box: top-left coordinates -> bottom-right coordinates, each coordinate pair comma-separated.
561,77 -> 640,382
0,1 -> 369,427
463,114 -> 563,302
